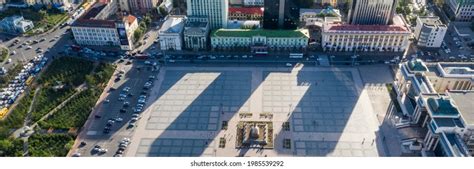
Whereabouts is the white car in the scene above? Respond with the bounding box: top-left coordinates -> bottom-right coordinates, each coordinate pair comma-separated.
99,148 -> 108,153
285,63 -> 293,67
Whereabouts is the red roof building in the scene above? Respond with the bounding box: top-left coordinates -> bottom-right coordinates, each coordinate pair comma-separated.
228,7 -> 263,21
326,24 -> 409,33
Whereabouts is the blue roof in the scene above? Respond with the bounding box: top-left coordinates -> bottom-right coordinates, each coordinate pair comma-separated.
407,59 -> 428,72
440,133 -> 470,157
427,98 -> 460,117
432,117 -> 464,128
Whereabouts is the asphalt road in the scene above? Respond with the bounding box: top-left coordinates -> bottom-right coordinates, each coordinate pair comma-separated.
0,26 -> 73,70
70,60 -> 157,157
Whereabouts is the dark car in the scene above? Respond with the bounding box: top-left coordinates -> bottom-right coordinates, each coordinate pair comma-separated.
80,141 -> 87,147
95,115 -> 102,118
114,77 -> 121,82
106,122 -> 113,127
103,127 -> 110,134
120,109 -> 127,113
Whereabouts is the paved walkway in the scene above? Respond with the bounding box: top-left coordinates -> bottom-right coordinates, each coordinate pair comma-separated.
126,66 -> 382,157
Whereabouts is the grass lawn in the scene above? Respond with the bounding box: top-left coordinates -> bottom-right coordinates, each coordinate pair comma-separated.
30,87 -> 75,122
39,89 -> 99,129
26,13 -> 68,35
0,57 -> 115,156
39,63 -> 115,130
0,47 -> 9,63
28,133 -> 74,157
0,90 -> 34,139
29,57 -> 94,122
39,57 -> 95,86
0,8 -> 68,35
0,138 -> 24,157
1,57 -> 94,139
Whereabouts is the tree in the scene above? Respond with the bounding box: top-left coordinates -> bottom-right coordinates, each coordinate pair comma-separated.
134,29 -> 144,42
38,10 -> 48,20
144,14 -> 152,26
159,6 -> 168,16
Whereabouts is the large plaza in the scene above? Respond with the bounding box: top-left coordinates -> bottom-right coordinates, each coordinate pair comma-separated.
125,65 -> 383,157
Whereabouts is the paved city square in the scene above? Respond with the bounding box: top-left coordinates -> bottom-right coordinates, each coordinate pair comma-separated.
126,66 -> 382,157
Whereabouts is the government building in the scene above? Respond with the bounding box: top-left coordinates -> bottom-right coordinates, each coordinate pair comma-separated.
210,29 -> 309,52
321,15 -> 411,52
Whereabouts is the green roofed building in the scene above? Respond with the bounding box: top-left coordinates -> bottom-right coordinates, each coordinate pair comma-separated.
210,29 -> 309,52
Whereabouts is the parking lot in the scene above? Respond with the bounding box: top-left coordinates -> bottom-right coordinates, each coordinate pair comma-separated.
114,65 -> 384,157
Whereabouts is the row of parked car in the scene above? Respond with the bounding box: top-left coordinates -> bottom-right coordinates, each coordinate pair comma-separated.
0,55 -> 48,109
114,137 -> 131,157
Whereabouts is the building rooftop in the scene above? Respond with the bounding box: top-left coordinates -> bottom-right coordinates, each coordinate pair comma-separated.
427,97 -> 460,117
300,7 -> 341,17
81,2 -> 107,20
185,17 -> 208,28
72,1 -> 121,28
407,59 -> 428,72
159,16 -> 185,34
184,17 -> 209,35
449,91 -> 474,126
211,29 -> 309,38
229,7 -> 263,15
432,117 -> 464,128
125,15 -> 137,25
324,14 -> 410,33
226,20 -> 260,29
325,24 -> 409,32
425,62 -> 474,78
418,16 -> 446,27
441,133 -> 471,157
72,19 -> 115,28
0,15 -> 24,23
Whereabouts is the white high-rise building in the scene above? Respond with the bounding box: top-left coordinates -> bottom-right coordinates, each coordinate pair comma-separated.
186,0 -> 228,29
348,0 -> 397,25
446,0 -> 474,22
414,16 -> 447,48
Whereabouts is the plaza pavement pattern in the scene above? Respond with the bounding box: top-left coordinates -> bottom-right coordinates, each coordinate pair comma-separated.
126,66 -> 382,157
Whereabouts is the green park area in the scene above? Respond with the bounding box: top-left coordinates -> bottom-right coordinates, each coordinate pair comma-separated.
0,7 -> 68,35
0,57 -> 115,156
0,47 -> 9,63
